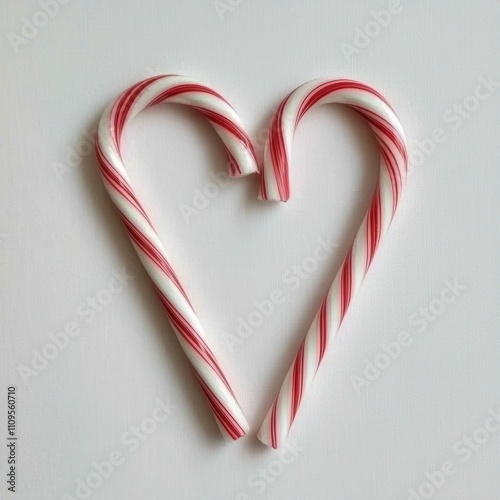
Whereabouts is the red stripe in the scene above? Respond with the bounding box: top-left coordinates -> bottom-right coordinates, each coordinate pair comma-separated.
113,76 -> 165,150
340,250 -> 353,322
268,80 -> 405,202
290,342 -> 305,424
270,401 -> 279,449
298,80 -> 391,121
194,106 -> 257,175
196,374 -> 245,440
366,186 -> 382,270
96,138 -> 153,226
318,298 -> 329,362
380,146 -> 401,213
153,286 -> 236,398
267,99 -> 290,200
147,82 -> 231,108
350,104 -> 407,162
119,215 -> 190,304
147,83 -> 257,175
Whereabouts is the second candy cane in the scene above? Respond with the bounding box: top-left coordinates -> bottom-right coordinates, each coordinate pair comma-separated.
258,79 -> 408,448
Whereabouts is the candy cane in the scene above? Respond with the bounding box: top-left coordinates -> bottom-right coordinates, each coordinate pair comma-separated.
95,75 -> 257,440
257,79 -> 408,448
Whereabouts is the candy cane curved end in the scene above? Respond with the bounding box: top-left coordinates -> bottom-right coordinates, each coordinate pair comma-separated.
95,75 -> 257,440
259,78 -> 407,202
257,79 -> 408,448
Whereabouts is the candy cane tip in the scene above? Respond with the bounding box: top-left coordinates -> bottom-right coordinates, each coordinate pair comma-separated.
226,151 -> 259,178
256,428 -> 280,449
258,170 -> 290,202
231,164 -> 259,178
222,418 -> 250,442
220,426 -> 249,443
258,192 -> 289,203
241,418 -> 251,435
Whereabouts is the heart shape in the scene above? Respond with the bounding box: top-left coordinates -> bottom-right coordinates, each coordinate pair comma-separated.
95,76 -> 407,448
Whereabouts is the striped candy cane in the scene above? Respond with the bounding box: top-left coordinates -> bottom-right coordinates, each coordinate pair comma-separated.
258,79 -> 408,448
95,75 -> 258,440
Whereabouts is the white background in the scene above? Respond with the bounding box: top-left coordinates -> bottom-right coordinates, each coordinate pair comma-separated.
1,1 -> 499,499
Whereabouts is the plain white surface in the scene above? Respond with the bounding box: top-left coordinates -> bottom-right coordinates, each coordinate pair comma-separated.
1,1 -> 499,499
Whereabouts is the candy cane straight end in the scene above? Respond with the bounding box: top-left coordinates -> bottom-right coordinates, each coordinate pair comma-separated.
258,149 -> 290,203
221,419 -> 250,442
223,134 -> 259,179
257,190 -> 289,203
228,150 -> 259,178
257,78 -> 408,448
95,75 -> 253,441
256,423 -> 280,449
215,413 -> 250,442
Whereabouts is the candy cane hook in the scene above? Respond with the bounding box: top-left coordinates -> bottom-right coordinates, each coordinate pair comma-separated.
95,75 -> 258,440
258,79 -> 408,448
